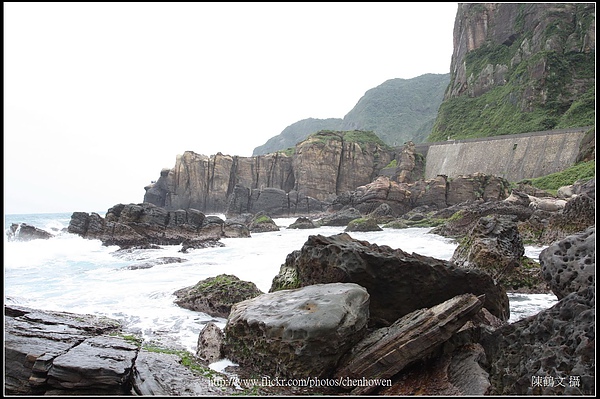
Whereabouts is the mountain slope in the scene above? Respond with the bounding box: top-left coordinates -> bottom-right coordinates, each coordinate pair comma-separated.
339,73 -> 450,146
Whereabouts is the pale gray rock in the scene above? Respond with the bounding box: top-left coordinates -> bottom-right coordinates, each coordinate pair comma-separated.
223,283 -> 370,379
132,349 -> 236,396
196,322 -> 224,364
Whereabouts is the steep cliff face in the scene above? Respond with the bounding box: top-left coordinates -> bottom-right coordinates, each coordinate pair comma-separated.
430,3 -> 595,141
144,152 -> 295,213
144,130 -> 395,214
293,131 -> 394,201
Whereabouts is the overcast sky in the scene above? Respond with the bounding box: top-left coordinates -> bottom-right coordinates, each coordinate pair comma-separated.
4,2 -> 458,215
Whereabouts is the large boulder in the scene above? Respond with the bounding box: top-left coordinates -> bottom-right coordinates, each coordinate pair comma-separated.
223,283 -> 370,379
450,214 -> 546,292
173,274 -> 263,318
270,233 -> 510,325
539,226 -> 595,300
451,215 -> 524,280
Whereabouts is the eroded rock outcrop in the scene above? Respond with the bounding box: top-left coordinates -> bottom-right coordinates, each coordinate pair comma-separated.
539,226 -> 595,300
145,131 -> 396,216
67,203 -> 245,248
5,305 -> 131,395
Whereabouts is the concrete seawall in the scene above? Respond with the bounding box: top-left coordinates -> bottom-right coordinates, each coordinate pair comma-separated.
423,128 -> 590,182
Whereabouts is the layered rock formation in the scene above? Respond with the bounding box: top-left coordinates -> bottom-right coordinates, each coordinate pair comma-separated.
145,130 -> 396,215
67,203 -> 249,248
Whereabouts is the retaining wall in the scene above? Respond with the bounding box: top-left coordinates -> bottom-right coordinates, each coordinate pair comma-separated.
423,128 -> 590,181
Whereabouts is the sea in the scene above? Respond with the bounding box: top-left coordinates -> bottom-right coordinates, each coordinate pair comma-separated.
4,212 -> 558,361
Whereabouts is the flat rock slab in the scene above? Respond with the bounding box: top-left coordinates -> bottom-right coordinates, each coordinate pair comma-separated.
334,293 -> 484,395
224,283 -> 369,379
132,350 -> 237,396
4,305 -> 130,395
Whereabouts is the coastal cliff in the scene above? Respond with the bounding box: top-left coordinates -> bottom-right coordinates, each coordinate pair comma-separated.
144,131 -> 396,214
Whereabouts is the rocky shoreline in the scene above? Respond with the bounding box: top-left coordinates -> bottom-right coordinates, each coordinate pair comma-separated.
5,176 -> 595,395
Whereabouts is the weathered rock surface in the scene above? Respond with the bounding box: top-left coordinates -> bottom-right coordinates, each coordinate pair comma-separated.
132,349 -> 236,396
5,305 -> 237,396
450,214 -> 546,292
317,207 -> 362,226
484,287 -> 595,395
380,343 -> 491,395
332,173 -> 510,217
6,223 -> 54,241
173,274 -> 263,318
195,322 -> 225,364
270,233 -> 510,325
539,191 -> 596,245
334,293 -> 484,395
344,217 -> 383,232
539,226 -> 595,300
248,212 -> 279,233
287,216 -> 318,229
223,283 -> 370,379
5,305 -> 130,395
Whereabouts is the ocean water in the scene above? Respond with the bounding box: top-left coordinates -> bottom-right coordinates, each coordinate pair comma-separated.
4,212 -> 558,355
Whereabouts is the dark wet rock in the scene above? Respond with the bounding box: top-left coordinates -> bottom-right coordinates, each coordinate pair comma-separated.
68,203 -> 223,248
381,343 -> 490,395
248,212 -> 279,233
125,256 -> 188,270
334,293 -> 484,395
430,199 -> 534,240
270,233 -> 509,325
287,217 -> 318,229
539,226 -> 595,300
222,222 -> 251,238
4,305 -> 129,395
451,215 -> 523,281
223,283 -> 370,380
6,223 -> 53,241
344,217 -> 383,232
366,202 -> 397,223
180,239 -> 225,253
173,274 -> 263,318
484,287 -> 595,395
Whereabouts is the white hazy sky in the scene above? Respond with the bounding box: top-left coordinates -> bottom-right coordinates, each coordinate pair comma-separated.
4,2 -> 458,215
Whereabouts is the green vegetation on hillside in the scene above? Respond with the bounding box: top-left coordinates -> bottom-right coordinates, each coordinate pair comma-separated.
516,160 -> 595,193
301,130 -> 390,148
429,3 -> 595,142
253,118 -> 342,156
340,74 -> 450,146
